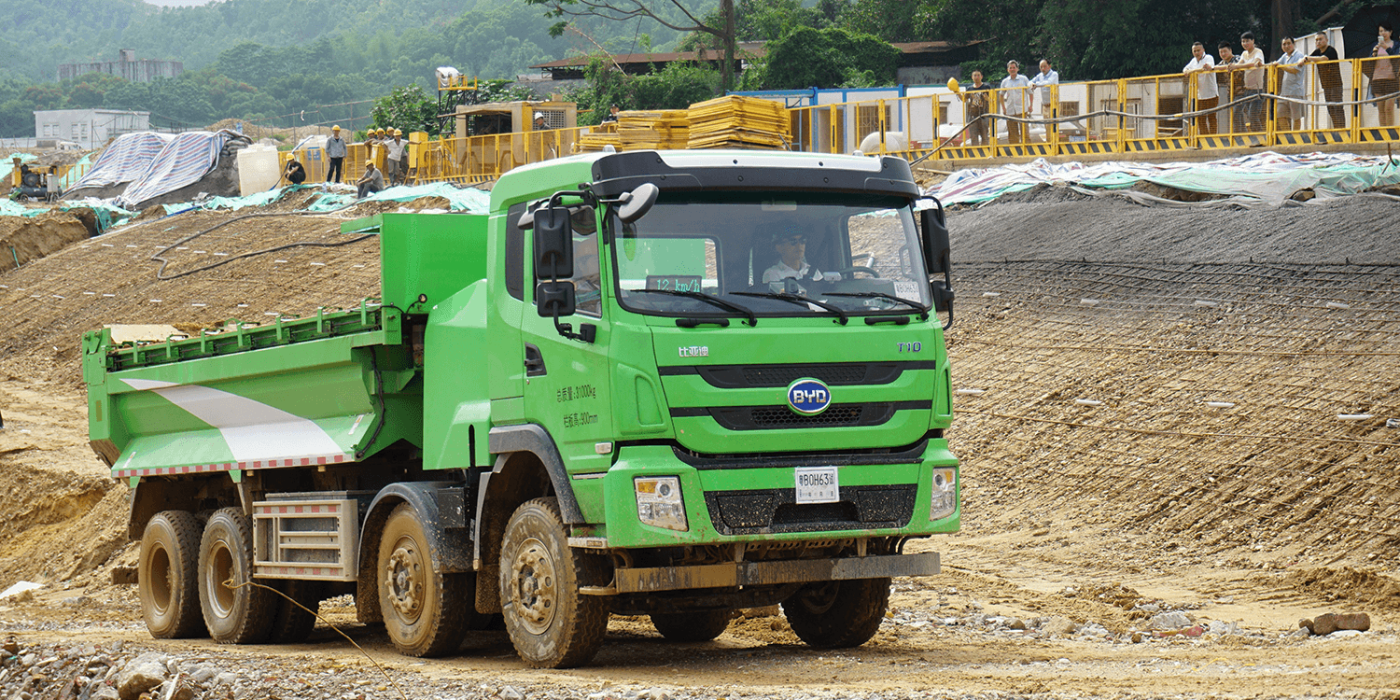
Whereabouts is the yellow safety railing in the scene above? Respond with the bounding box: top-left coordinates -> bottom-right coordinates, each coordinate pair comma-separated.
263,57 -> 1400,192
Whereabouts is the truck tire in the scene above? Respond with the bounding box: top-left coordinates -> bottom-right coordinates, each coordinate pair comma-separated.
378,503 -> 470,657
499,497 -> 609,668
138,511 -> 207,639
782,578 -> 891,649
199,508 -> 276,644
268,580 -> 323,644
650,610 -> 732,642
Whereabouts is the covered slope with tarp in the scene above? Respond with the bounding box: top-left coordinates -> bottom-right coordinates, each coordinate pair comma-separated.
115,131 -> 247,210
66,133 -> 173,196
934,151 -> 1400,207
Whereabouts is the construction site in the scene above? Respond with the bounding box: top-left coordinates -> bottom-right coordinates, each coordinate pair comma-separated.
1,82 -> 1399,699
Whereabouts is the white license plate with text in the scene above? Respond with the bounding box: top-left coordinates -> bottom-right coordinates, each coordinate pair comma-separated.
794,466 -> 839,504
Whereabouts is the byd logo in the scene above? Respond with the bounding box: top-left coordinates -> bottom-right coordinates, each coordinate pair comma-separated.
787,379 -> 832,415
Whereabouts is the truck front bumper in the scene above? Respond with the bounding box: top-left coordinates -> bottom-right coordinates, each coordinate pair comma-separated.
580,551 -> 939,595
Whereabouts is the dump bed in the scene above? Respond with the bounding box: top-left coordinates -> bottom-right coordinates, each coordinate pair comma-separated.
84,302 -> 420,479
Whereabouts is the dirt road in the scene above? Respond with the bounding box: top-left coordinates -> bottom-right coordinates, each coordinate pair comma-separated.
2,187 -> 1399,699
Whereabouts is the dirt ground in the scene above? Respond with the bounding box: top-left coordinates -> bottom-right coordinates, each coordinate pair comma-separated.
2,182 -> 1399,698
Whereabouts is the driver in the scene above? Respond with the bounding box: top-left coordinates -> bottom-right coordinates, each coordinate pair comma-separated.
762,232 -> 841,284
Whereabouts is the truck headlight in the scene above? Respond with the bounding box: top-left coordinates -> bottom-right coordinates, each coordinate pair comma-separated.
930,468 -> 958,521
635,476 -> 688,531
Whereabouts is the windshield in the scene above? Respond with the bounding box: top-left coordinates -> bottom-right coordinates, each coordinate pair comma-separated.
609,192 -> 929,320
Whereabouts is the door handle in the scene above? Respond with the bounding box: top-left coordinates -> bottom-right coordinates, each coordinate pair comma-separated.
524,343 -> 547,376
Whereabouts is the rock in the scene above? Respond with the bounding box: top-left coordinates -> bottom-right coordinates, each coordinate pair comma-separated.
1041,616 -> 1077,637
1286,627 -> 1311,639
1311,612 -> 1370,636
1207,620 -> 1241,635
499,686 -> 525,700
740,605 -> 779,618
21,653 -> 38,667
1299,617 -> 1315,634
1130,631 -> 1147,643
91,687 -> 121,700
188,667 -> 216,684
641,690 -> 672,700
1007,617 -> 1027,630
115,653 -> 169,700
214,673 -> 238,686
1147,611 -> 1192,630
2,637 -> 18,655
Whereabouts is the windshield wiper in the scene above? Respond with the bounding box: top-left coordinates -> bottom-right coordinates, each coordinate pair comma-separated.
825,292 -> 930,319
629,289 -> 757,326
732,291 -> 849,326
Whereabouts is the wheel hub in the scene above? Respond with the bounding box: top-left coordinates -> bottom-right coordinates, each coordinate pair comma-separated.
386,545 -> 424,618
508,538 -> 557,635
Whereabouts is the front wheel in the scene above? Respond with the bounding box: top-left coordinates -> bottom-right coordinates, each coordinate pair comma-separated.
377,503 -> 471,657
499,498 -> 609,668
650,610 -> 732,642
782,578 -> 891,649
199,508 -> 276,644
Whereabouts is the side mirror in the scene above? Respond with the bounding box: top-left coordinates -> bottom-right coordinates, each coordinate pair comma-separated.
536,280 -> 576,318
616,182 -> 659,224
919,202 -> 950,276
919,199 -> 955,330
534,205 -> 573,279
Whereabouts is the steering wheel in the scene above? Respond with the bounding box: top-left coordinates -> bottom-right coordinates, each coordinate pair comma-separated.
835,266 -> 881,279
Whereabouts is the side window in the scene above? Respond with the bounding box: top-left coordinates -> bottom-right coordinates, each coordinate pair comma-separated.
505,203 -> 526,300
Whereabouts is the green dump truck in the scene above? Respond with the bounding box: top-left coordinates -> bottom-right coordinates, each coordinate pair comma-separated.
84,150 -> 959,668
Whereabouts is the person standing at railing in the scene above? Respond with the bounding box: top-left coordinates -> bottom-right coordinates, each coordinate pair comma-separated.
1216,42 -> 1241,133
385,129 -> 406,186
1030,59 -> 1060,141
1304,32 -> 1346,129
1371,21 -> 1398,127
1274,36 -> 1307,131
964,70 -> 993,146
1236,32 -> 1266,131
1000,60 -> 1032,144
325,125 -> 347,184
1184,42 -> 1219,135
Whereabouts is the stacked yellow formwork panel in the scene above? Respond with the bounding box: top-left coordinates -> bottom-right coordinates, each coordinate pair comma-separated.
617,110 -> 690,150
686,95 -> 790,149
578,121 -> 621,152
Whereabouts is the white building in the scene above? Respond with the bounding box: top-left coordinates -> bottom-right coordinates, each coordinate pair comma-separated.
34,109 -> 151,149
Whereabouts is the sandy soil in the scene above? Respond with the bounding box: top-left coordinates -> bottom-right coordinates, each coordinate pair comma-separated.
2,184 -> 1399,698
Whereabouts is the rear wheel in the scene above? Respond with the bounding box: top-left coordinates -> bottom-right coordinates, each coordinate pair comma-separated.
268,580 -> 324,644
199,508 -> 276,644
378,503 -> 470,657
650,610 -> 732,642
138,511 -> 206,639
499,498 -> 609,668
782,578 -> 891,649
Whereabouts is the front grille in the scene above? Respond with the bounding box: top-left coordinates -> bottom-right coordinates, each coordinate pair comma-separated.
706,485 -> 917,535
660,361 -> 936,389
749,405 -> 867,427
672,400 -> 929,431
742,365 -> 867,386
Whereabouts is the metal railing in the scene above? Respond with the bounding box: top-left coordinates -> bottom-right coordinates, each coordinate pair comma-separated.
264,57 -> 1400,192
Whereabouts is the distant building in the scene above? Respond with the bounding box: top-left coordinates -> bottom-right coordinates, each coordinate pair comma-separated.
34,109 -> 151,149
58,49 -> 183,84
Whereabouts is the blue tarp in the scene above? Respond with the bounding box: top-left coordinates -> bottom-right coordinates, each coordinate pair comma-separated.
116,131 -> 239,209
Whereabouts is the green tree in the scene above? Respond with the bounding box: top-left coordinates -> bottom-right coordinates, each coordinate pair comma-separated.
844,0 -> 922,42
524,0 -> 741,93
371,83 -> 440,136
759,26 -> 899,89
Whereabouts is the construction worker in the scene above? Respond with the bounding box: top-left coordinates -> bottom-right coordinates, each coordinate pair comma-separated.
357,159 -> 383,199
384,129 -> 405,186
389,129 -> 408,186
326,126 -> 347,183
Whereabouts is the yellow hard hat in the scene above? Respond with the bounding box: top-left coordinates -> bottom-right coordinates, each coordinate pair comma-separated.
393,129 -> 402,136
332,125 -> 341,131
947,77 -> 962,93
377,128 -> 386,135
365,159 -> 374,167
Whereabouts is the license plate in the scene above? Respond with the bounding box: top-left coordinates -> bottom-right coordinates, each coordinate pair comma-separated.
794,466 -> 839,504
